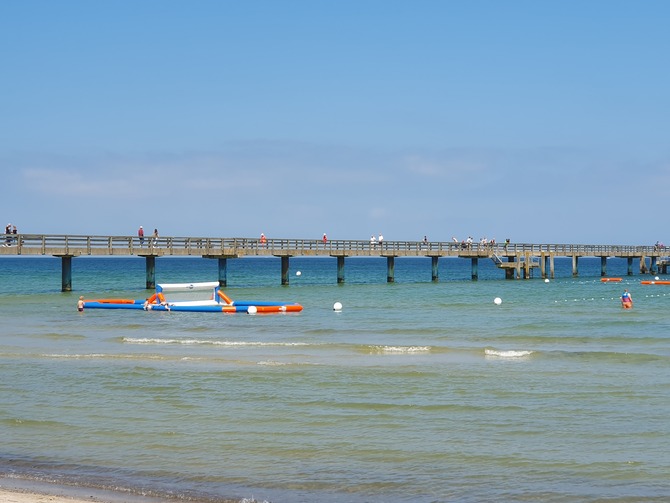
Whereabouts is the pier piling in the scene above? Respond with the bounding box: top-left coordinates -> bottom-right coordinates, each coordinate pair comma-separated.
218,258 -> 227,287
61,256 -> 72,292
337,256 -> 345,284
281,256 -> 290,285
145,256 -> 155,290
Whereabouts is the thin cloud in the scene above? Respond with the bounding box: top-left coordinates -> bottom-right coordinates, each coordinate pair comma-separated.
23,168 -> 144,198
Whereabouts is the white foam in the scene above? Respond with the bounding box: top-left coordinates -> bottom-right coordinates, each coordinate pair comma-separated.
122,337 -> 308,347
370,345 -> 431,353
42,353 -> 109,358
485,349 -> 534,358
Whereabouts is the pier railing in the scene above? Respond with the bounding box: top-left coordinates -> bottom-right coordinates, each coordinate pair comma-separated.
0,233 -> 666,258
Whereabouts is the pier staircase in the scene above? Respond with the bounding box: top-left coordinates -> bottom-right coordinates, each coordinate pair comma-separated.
490,252 -> 540,279
490,253 -> 503,266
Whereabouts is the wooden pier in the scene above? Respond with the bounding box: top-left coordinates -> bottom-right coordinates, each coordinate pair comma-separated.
1,234 -> 668,291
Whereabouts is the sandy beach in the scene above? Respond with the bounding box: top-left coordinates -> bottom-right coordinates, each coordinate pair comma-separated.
0,484 -> 184,503
0,487 -> 123,503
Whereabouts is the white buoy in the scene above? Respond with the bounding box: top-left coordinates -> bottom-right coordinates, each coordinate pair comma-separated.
655,276 -> 660,281
247,305 -> 257,315
333,301 -> 343,311
296,271 -> 302,276
544,278 -> 550,283
494,297 -> 502,305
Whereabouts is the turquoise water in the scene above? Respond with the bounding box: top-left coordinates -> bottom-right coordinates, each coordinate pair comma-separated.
1,256 -> 669,502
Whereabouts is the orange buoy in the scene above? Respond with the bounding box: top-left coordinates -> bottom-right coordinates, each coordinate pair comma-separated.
601,278 -> 622,282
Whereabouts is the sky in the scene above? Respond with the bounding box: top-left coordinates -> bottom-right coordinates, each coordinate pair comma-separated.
1,0 -> 669,244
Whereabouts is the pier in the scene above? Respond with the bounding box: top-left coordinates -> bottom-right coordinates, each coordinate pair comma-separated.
1,234 -> 668,291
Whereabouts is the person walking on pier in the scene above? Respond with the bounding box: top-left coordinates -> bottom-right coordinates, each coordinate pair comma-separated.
138,226 -> 144,247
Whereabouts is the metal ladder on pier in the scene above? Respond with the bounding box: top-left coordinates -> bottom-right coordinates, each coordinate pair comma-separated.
490,253 -> 503,265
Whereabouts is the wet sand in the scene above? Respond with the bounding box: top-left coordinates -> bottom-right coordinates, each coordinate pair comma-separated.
0,477 -> 243,503
0,483 -> 192,503
0,486 -> 129,503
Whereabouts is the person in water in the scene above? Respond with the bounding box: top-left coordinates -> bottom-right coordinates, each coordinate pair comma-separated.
77,296 -> 85,312
621,289 -> 633,309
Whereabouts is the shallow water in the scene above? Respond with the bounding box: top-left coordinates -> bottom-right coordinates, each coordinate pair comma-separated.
1,256 -> 669,502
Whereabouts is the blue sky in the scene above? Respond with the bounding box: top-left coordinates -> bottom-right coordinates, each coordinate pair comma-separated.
1,1 -> 669,244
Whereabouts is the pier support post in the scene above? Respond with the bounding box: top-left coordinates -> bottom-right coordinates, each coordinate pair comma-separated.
505,256 -> 515,279
523,252 -> 532,279
281,256 -> 290,285
386,256 -> 395,283
145,256 -> 156,290
60,256 -> 72,292
650,256 -> 657,275
627,257 -> 633,275
600,256 -> 607,276
640,256 -> 647,274
337,256 -> 345,284
471,257 -> 478,281
540,253 -> 547,278
431,256 -> 439,282
549,254 -> 555,279
218,258 -> 227,287
572,255 -> 579,277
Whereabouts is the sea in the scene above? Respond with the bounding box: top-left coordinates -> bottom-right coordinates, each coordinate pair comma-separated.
1,255 -> 669,503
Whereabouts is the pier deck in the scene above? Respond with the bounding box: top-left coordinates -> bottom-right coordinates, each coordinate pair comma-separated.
1,234 -> 667,290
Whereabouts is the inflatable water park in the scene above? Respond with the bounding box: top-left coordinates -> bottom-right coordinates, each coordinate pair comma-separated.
83,281 -> 303,314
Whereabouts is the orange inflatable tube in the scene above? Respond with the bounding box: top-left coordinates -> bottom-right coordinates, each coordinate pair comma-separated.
641,280 -> 670,285
218,290 -> 234,304
93,299 -> 138,304
601,278 -> 622,282
254,305 -> 303,313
